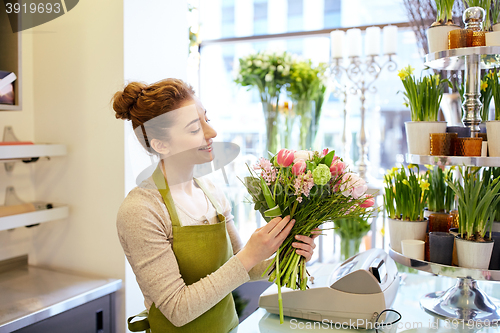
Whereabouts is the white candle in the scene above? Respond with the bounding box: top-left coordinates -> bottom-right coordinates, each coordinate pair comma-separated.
365,26 -> 381,56
383,25 -> 398,54
346,28 -> 362,57
330,30 -> 345,58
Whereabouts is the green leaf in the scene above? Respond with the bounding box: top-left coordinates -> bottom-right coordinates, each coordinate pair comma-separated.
264,205 -> 282,217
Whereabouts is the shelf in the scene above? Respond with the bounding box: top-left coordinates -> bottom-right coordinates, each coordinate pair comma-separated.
0,144 -> 67,162
0,205 -> 69,231
389,247 -> 500,281
406,154 -> 500,167
424,46 -> 500,70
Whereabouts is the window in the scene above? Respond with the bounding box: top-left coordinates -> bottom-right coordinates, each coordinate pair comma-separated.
199,0 -> 420,263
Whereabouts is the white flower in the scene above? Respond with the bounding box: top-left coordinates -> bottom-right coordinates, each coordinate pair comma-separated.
293,150 -> 314,162
246,60 -> 252,66
254,60 -> 263,67
282,70 -> 290,76
339,173 -> 368,199
265,73 -> 273,82
277,65 -> 284,72
270,65 -> 276,71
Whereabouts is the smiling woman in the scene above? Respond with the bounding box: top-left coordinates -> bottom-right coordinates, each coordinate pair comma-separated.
111,78 -> 319,333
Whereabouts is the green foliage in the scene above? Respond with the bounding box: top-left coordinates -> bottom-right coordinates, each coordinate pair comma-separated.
435,0 -> 456,22
384,165 -> 429,221
398,65 -> 452,121
445,166 -> 500,241
334,216 -> 372,240
425,165 -> 456,212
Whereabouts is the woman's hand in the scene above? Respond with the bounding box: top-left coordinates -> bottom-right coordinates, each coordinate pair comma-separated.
236,215 -> 295,272
292,228 -> 321,262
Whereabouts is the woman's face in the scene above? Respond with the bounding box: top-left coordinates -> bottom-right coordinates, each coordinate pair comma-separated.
156,97 -> 217,165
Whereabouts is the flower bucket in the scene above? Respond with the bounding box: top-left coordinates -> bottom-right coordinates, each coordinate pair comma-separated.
455,237 -> 494,269
426,24 -> 460,53
405,121 -> 447,155
486,120 -> 500,157
340,237 -> 362,261
388,217 -> 428,254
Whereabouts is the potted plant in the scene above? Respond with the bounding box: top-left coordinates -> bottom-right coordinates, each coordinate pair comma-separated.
427,0 -> 460,53
384,165 -> 430,253
492,0 -> 500,31
399,65 -> 451,155
286,59 -> 328,150
486,67 -> 500,156
235,51 -> 293,156
334,216 -> 372,261
446,166 -> 500,269
425,166 -> 457,233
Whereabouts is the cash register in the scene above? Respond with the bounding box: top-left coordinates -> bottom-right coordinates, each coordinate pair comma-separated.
259,248 -> 400,327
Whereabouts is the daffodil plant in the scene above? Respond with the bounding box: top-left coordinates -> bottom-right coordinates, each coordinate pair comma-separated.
434,0 -> 456,25
425,165 -> 456,213
398,65 -> 452,121
459,70 -> 496,122
489,67 -> 500,120
446,166 -> 500,241
384,165 -> 429,221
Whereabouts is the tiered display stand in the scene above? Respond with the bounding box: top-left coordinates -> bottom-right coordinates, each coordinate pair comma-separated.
389,46 -> 500,323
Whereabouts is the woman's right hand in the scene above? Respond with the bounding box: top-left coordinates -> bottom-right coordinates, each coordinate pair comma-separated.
236,215 -> 295,272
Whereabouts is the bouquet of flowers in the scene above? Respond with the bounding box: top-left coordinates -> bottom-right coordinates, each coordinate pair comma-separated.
243,148 -> 376,323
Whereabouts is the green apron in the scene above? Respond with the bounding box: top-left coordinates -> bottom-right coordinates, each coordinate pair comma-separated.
128,163 -> 239,333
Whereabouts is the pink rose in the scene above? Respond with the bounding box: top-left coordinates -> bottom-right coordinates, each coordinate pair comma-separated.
340,173 -> 368,199
330,158 -> 346,177
292,159 -> 307,176
360,195 -> 375,208
276,148 -> 294,167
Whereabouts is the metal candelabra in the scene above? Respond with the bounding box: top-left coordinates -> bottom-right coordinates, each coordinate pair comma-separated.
331,54 -> 397,181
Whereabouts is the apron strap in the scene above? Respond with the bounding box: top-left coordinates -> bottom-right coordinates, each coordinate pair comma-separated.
152,161 -> 182,227
153,161 -> 226,225
127,309 -> 151,332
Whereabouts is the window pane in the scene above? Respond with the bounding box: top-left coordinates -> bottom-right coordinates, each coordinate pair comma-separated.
200,0 -> 408,39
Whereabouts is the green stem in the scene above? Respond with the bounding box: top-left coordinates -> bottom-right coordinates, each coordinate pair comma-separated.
276,247 -> 284,324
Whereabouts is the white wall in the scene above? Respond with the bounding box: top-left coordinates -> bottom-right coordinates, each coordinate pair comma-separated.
123,0 -> 189,329
25,0 -> 126,331
0,30 -> 36,263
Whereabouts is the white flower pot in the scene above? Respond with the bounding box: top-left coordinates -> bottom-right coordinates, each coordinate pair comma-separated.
486,120 -> 500,157
486,31 -> 500,46
455,237 -> 494,269
493,23 -> 500,32
427,24 -> 460,53
405,121 -> 447,155
388,218 -> 428,254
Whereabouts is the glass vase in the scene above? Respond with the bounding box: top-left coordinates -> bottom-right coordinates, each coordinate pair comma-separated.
280,105 -> 296,149
261,99 -> 281,157
340,237 -> 362,261
293,99 -> 316,151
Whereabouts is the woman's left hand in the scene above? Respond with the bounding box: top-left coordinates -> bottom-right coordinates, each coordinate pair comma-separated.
292,228 -> 322,262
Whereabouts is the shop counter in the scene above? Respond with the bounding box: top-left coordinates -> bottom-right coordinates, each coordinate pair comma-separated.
232,270 -> 500,332
0,262 -> 122,333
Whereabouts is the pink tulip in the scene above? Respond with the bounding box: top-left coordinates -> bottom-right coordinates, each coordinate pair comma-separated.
321,148 -> 329,157
276,148 -> 294,167
292,159 -> 307,176
360,195 -> 375,208
330,159 -> 346,177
